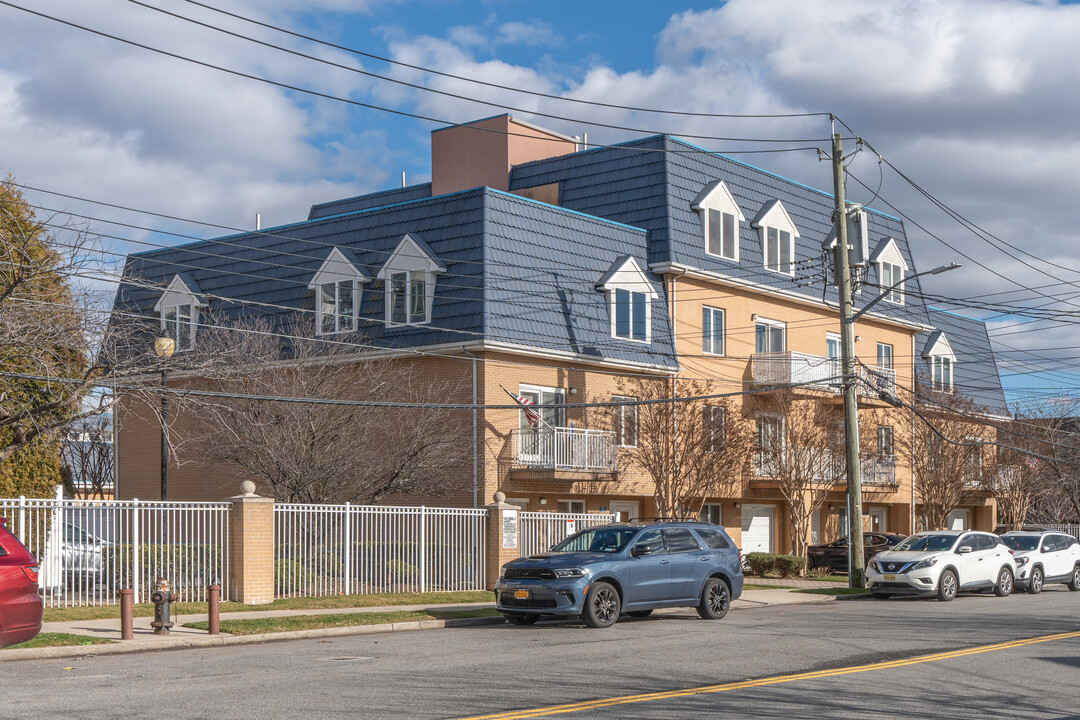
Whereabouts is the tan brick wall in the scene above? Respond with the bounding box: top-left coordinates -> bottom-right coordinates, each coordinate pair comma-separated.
228,494 -> 275,604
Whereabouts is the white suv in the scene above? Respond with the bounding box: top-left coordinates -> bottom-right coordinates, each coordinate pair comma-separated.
1000,531 -> 1080,594
867,530 -> 1016,601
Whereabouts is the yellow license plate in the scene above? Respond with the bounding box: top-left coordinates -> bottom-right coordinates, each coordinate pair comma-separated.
884,574 -> 896,581
514,590 -> 529,600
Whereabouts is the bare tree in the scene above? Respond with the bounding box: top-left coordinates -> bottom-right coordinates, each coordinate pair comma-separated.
183,319 -> 470,504
604,377 -> 751,519
753,393 -> 844,562
60,417 -> 114,499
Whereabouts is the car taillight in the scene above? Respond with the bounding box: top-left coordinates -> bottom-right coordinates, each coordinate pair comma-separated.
21,564 -> 39,584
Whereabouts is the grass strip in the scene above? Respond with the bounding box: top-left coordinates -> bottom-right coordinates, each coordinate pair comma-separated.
7,632 -> 113,649
793,587 -> 871,596
42,590 -> 493,623
183,608 -> 498,635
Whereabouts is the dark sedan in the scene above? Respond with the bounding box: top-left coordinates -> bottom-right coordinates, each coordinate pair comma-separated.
807,532 -> 907,574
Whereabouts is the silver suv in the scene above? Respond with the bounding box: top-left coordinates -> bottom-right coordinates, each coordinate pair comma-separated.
1000,531 -> 1080,594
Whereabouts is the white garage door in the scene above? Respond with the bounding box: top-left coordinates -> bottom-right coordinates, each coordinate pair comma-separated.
741,504 -> 774,553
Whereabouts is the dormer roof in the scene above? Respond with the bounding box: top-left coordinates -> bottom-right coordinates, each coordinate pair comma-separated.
690,180 -> 746,221
922,331 -> 957,361
375,233 -> 446,279
596,255 -> 659,298
152,273 -> 208,312
750,199 -> 800,237
870,237 -> 909,271
307,247 -> 370,290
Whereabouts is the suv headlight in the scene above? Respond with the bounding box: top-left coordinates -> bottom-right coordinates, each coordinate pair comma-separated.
499,566 -> 509,580
911,557 -> 938,571
554,567 -> 589,579
1014,556 -> 1030,566
868,561 -> 881,573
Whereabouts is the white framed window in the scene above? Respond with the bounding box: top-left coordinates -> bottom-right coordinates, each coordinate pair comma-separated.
870,238 -> 909,307
931,355 -> 954,391
756,413 -> 785,476
755,317 -> 785,354
877,342 -> 893,369
558,499 -> 585,514
880,262 -> 904,303
700,503 -> 723,525
706,405 -> 726,453
162,303 -> 193,350
596,256 -> 656,344
752,200 -> 800,277
153,274 -> 206,351
612,395 -> 637,447
877,425 -> 894,457
518,384 -> 565,429
375,233 -> 445,328
702,306 -> 725,355
692,180 -> 745,262
317,280 -> 356,334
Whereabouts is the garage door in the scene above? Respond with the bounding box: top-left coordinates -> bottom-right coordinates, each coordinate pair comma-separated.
741,505 -> 774,553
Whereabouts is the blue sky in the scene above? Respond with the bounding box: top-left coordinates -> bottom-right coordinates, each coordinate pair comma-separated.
2,0 -> 1080,411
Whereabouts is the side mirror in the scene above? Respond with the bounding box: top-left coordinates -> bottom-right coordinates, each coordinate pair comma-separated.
631,544 -> 653,557
957,545 -> 973,554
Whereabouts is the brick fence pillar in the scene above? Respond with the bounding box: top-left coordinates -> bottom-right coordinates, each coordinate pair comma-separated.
228,481 -> 275,604
485,491 -> 520,591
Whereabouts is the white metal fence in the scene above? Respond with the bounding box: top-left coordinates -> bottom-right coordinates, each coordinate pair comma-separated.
274,504 -> 487,598
518,511 -> 617,558
0,491 -> 230,607
1042,524 -> 1080,539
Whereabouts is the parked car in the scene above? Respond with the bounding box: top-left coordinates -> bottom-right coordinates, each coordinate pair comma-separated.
0,518 -> 43,648
867,530 -> 1016,601
1000,531 -> 1080,594
807,532 -> 907,573
495,521 -> 743,628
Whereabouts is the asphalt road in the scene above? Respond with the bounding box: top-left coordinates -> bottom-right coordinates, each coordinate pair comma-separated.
4,588 -> 1080,719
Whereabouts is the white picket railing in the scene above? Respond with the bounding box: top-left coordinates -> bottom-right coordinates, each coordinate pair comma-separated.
511,427 -> 617,471
274,504 -> 487,598
0,491 -> 230,607
518,511 -> 617,558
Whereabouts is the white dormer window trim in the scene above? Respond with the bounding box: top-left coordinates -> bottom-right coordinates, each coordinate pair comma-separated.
596,256 -> 658,345
375,233 -> 446,328
923,332 -> 957,392
870,238 -> 909,306
691,180 -> 746,263
751,200 -> 800,276
153,275 -> 207,351
308,247 -> 369,335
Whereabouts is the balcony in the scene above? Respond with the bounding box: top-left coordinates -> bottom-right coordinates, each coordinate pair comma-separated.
750,352 -> 896,397
753,452 -> 896,487
510,427 -> 617,475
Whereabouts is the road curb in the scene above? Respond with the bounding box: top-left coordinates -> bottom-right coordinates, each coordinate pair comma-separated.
0,616 -> 504,662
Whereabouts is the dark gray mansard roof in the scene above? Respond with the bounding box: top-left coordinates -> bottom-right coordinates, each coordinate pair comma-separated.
918,308 -> 1010,416
116,186 -> 675,369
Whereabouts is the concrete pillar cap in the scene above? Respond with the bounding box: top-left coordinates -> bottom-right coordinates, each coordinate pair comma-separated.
240,480 -> 257,496
493,491 -> 506,504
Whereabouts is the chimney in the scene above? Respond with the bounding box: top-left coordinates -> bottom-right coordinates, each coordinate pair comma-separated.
430,114 -> 578,196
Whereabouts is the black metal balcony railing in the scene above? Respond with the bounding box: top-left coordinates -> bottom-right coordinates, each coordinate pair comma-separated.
511,427 -> 617,472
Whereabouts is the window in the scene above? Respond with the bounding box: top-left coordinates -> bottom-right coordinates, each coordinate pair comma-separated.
664,528 -> 701,553
317,280 -> 355,334
963,441 -> 982,484
879,262 -> 904,303
756,414 -> 785,476
162,303 -> 193,349
702,307 -> 725,355
706,406 -> 726,453
614,288 -> 647,341
755,319 -> 785,354
612,395 -> 637,447
931,355 -> 954,391
692,179 -> 744,262
387,271 -> 428,326
558,500 -> 585,514
700,504 -> 723,525
696,528 -> 730,549
870,238 -> 908,306
376,233 -> 444,328
877,426 -> 894,457
838,506 -> 849,538
877,343 -> 893,369
633,528 -> 666,555
518,385 -> 565,429
764,226 -> 794,274
752,200 -> 800,276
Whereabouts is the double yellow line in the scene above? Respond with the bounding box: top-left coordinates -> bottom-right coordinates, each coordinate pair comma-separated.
457,629 -> 1080,719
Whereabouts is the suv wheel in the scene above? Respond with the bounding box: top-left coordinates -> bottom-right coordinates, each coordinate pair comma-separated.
994,567 -> 1014,597
1068,566 -> 1080,592
1028,567 -> 1044,595
696,578 -> 730,620
937,569 -> 958,602
582,582 -> 620,628
504,613 -> 539,626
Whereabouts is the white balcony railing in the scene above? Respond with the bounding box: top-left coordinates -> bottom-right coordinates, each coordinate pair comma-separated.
511,427 -> 617,472
753,452 -> 896,486
751,352 -> 896,396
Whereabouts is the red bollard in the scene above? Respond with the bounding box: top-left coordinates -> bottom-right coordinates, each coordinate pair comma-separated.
120,589 -> 133,640
208,584 -> 220,635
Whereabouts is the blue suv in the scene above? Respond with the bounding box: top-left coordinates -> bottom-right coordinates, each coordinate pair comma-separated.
494,521 -> 743,628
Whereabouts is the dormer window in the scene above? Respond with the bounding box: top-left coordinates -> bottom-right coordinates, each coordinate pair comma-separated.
597,255 -> 657,344
870,238 -> 909,306
691,180 -> 745,262
375,233 -> 445,328
922,331 -> 957,392
308,247 -> 369,335
153,274 -> 206,351
751,200 -> 799,276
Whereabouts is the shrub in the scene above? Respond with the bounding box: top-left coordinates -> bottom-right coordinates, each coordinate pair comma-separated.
743,552 -> 806,577
773,555 -> 806,577
274,558 -> 312,590
744,552 -> 774,577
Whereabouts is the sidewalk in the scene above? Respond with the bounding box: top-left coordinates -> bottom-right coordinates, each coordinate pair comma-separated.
744,577 -> 848,589
1,587 -> 832,661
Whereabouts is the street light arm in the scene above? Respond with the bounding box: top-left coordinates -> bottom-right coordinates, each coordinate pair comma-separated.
847,263 -> 960,324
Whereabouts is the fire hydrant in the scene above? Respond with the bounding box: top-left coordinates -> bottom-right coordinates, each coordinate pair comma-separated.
150,578 -> 178,635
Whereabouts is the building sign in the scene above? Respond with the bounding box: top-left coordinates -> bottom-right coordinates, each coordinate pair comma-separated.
502,509 -> 518,549
566,519 -> 577,536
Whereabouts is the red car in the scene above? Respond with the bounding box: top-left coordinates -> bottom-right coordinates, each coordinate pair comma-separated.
1,518 -> 43,648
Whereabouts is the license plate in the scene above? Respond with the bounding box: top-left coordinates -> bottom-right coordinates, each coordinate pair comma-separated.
514,590 -> 529,600
884,574 -> 896,581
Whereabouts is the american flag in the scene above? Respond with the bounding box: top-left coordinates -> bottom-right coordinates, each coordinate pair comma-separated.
503,386 -> 541,426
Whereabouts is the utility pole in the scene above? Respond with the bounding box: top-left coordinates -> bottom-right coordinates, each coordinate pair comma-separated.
831,131 -> 865,589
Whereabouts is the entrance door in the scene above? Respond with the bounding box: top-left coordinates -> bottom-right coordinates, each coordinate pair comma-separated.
868,508 -> 887,533
609,501 -> 639,522
741,505 -> 774,553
